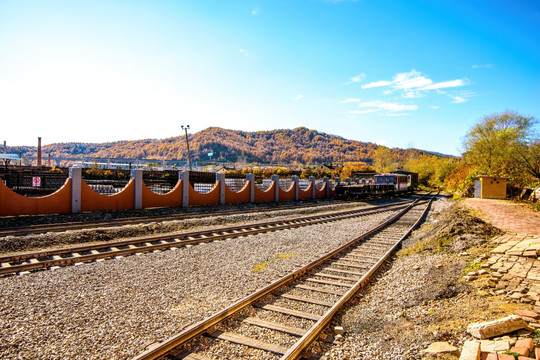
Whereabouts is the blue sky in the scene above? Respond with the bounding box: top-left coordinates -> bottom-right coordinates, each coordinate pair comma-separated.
0,0 -> 539,156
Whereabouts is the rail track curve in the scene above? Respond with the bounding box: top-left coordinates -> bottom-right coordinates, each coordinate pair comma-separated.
132,194 -> 435,360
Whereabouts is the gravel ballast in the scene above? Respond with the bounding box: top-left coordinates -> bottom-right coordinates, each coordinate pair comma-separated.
0,205 -> 400,359
0,200 -> 411,255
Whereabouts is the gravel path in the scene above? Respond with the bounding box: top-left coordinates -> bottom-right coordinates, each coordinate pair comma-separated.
0,207 -> 400,359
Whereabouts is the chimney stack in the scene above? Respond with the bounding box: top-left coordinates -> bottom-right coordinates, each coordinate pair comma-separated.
37,137 -> 42,167
3,141 -> 6,154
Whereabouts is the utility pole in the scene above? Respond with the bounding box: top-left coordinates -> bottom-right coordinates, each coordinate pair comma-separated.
181,124 -> 193,171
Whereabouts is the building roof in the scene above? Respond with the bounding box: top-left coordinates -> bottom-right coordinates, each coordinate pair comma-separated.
477,175 -> 507,179
0,154 -> 21,161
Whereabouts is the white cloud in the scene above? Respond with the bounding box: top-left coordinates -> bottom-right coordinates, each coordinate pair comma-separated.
346,73 -> 366,85
422,79 -> 467,90
294,94 -> 304,101
429,105 -> 440,109
450,95 -> 467,103
385,113 -> 409,117
361,80 -> 392,89
392,70 -> 432,89
239,49 -> 249,56
347,109 -> 377,114
251,8 -> 260,15
401,91 -> 424,98
359,69 -> 468,95
346,69 -> 470,114
472,64 -> 493,68
340,98 -> 361,103
359,100 -> 418,112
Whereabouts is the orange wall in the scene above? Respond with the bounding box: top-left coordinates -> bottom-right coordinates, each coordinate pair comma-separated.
142,180 -> 183,208
81,179 -> 135,212
278,183 -> 295,201
0,175 -> 334,217
189,181 -> 220,206
0,178 -> 72,216
254,182 -> 276,203
329,185 -> 335,197
225,181 -> 251,204
298,183 -> 313,200
315,182 -> 328,199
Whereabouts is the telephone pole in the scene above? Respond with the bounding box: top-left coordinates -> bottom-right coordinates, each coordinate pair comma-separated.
181,125 -> 192,171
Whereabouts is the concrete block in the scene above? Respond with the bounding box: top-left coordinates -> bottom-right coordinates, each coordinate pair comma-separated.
459,341 -> 481,360
468,315 -> 529,339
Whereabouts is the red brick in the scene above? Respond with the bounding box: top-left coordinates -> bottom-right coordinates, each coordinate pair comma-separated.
516,338 -> 535,352
535,347 -> 540,360
499,354 -> 516,360
518,356 -> 536,360
511,346 -> 531,357
515,309 -> 540,320
484,353 -> 497,360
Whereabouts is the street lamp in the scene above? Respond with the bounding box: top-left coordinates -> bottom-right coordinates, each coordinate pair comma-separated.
181,124 -> 193,171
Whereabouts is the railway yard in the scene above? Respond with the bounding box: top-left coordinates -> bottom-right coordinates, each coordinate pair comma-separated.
1,194 -> 538,359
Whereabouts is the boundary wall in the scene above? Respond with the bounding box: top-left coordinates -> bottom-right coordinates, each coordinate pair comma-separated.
0,170 -> 337,217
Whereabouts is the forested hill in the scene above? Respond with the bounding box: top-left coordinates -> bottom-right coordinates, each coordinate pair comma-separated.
9,127 -> 438,165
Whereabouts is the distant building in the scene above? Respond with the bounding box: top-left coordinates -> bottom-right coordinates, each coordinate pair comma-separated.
215,165 -> 237,173
0,154 -> 21,167
474,176 -> 507,199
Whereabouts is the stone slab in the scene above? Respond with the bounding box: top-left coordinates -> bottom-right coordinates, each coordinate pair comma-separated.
467,315 -> 529,339
459,341 -> 481,360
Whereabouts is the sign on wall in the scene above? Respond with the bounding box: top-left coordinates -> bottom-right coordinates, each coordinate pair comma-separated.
32,176 -> 41,187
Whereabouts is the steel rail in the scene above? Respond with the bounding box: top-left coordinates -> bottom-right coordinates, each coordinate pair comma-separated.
0,201 -> 343,237
280,194 -> 435,359
0,201 -> 416,276
131,195 -> 433,360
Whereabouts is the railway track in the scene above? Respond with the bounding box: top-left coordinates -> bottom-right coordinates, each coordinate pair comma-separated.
132,195 -> 435,360
0,200 -> 416,276
0,201 -> 346,237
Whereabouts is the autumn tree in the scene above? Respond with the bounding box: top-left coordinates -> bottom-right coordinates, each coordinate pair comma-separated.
516,139 -> 540,180
463,111 -> 538,184
373,146 -> 395,173
404,155 -> 457,188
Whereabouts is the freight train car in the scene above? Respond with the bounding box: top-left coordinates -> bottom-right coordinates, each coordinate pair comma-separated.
334,172 -> 417,200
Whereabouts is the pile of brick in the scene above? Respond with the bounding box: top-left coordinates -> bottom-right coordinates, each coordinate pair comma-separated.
422,312 -> 540,359
461,312 -> 539,360
483,234 -> 540,313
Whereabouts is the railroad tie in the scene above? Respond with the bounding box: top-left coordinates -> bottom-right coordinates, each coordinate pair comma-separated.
208,330 -> 289,355
255,303 -> 322,321
313,272 -> 359,282
305,278 -> 353,288
239,316 -> 307,336
324,267 -> 365,276
172,351 -> 214,360
278,293 -> 334,307
332,261 -> 370,269
295,284 -> 346,296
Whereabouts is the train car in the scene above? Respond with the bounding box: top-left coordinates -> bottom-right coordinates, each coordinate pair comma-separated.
390,170 -> 418,190
374,173 -> 409,193
334,172 -> 417,200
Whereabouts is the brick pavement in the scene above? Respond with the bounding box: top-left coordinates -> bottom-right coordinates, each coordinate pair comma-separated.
462,198 -> 540,236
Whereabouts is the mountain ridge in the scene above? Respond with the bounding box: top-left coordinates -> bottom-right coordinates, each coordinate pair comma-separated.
6,127 -> 451,165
